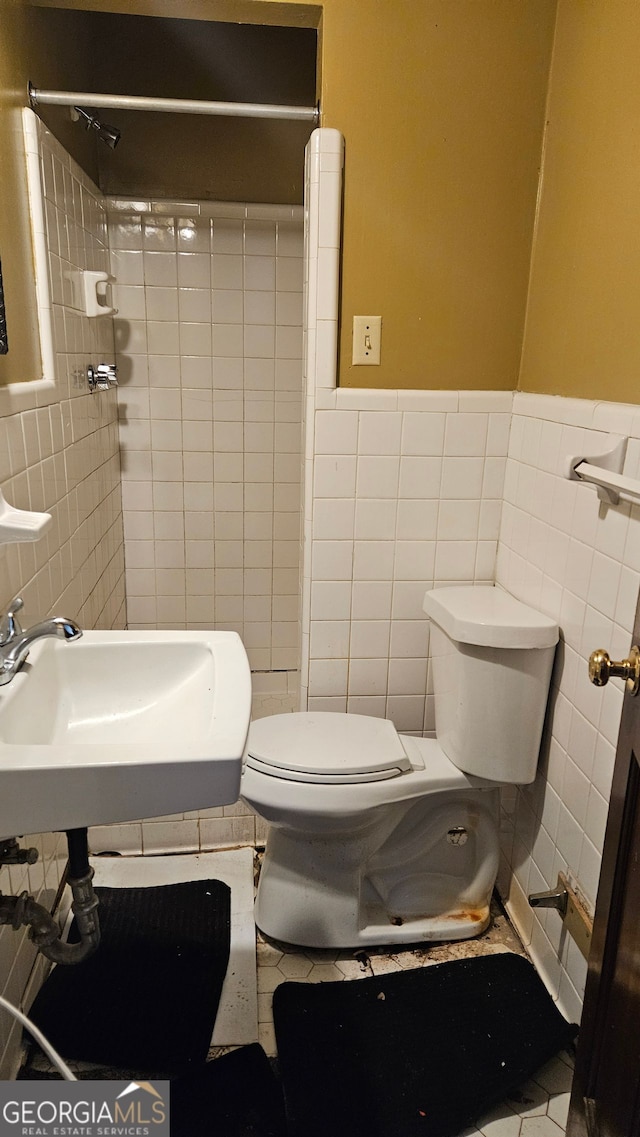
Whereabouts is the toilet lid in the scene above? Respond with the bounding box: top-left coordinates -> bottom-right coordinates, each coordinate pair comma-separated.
246,712 -> 412,784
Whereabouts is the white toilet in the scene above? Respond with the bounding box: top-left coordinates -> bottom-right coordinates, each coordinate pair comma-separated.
241,585 -> 558,948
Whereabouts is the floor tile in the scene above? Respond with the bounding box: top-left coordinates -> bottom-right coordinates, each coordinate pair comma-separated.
19,844 -> 575,1137
507,1078 -> 553,1118
533,1054 -> 575,1095
547,1093 -> 571,1129
476,1102 -> 522,1136
519,1117 -> 565,1135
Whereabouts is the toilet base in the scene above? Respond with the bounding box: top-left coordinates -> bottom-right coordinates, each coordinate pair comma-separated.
255,905 -> 492,949
253,787 -> 500,949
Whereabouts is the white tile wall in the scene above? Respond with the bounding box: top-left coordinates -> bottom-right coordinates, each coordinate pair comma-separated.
108,200 -> 303,674
496,391 -> 640,1023
302,389 -> 511,729
90,202 -> 303,867
0,113 -> 126,1077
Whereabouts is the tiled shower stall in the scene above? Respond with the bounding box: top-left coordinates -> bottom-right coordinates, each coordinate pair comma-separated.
109,200 -> 304,673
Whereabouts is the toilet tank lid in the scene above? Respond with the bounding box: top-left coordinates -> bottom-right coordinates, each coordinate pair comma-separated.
423,586 -> 559,649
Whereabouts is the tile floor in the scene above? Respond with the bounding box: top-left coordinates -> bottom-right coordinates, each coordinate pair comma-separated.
21,851 -> 575,1136
250,891 -> 574,1136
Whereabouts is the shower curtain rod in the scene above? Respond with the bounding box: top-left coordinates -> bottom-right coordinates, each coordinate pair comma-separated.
28,83 -> 319,123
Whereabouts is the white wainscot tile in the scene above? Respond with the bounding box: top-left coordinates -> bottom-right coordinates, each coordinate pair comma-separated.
313,498 -> 355,540
346,695 -> 387,718
356,455 -> 400,498
389,620 -> 429,658
396,390 -> 458,412
351,581 -> 393,620
357,411 -> 402,455
458,391 -> 513,413
348,658 -> 389,696
386,695 -> 426,733
396,499 -> 439,540
437,499 -> 480,540
483,457 -> 507,499
440,457 -> 485,499
614,564 -> 640,631
444,412 -> 488,456
349,620 -> 390,658
311,540 -> 354,580
394,540 -> 436,580
434,540 -> 477,580
310,620 -> 350,658
398,456 -> 442,498
392,581 -> 432,620
387,657 -> 428,696
486,413 -> 512,456
352,540 -> 395,581
314,455 -> 356,497
588,551 -> 622,621
401,412 -> 445,456
354,498 -> 397,540
315,409 -> 358,453
336,389 -> 398,411
307,696 -> 347,713
308,657 -> 348,696
311,580 -> 352,621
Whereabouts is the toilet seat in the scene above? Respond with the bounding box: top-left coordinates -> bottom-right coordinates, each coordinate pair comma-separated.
246,712 -> 413,784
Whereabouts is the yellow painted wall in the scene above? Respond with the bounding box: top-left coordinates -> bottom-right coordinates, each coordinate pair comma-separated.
316,0 -> 556,390
0,0 -> 43,383
519,1 -> 640,404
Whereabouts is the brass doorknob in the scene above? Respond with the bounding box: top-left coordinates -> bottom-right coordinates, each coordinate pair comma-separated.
589,646 -> 640,695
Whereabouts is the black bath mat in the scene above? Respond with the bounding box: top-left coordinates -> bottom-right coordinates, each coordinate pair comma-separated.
28,880 -> 231,1073
171,1044 -> 287,1137
273,951 -> 578,1137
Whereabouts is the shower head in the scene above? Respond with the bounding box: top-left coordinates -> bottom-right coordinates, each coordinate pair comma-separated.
72,106 -> 120,149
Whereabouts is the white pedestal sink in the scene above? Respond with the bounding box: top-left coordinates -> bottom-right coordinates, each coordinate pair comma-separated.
0,630 -> 252,838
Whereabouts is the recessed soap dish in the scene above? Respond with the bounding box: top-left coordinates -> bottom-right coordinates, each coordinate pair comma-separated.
67,270 -> 117,317
0,489 -> 52,544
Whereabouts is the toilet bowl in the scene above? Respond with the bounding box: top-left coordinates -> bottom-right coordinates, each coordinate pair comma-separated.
241,585 -> 558,949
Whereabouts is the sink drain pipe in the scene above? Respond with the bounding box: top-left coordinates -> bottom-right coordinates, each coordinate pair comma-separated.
0,828 -> 100,964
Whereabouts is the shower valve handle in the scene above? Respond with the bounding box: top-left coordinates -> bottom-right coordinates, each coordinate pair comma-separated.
87,363 -> 118,393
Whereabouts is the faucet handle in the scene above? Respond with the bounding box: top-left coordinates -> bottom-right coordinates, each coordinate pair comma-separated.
0,596 -> 24,645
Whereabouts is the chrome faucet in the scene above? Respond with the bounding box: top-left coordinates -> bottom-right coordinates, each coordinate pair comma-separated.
0,597 -> 82,685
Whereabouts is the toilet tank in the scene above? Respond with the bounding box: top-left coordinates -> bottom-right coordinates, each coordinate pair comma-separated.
423,586 -> 558,784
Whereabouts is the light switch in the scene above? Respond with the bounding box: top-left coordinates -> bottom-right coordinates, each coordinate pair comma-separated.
352,316 -> 382,365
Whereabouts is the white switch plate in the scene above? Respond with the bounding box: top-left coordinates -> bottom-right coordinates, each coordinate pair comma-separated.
352,315 -> 382,365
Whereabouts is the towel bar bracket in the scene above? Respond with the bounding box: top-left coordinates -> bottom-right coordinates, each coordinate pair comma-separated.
564,434 -> 640,506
